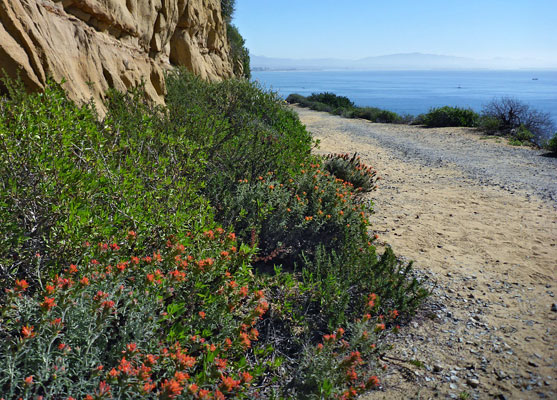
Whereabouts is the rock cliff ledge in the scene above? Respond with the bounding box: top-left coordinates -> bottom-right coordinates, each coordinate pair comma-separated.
0,0 -> 234,107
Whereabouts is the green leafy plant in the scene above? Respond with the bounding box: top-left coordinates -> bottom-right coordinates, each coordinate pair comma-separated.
422,106 -> 479,127
545,133 -> 557,153
324,153 -> 378,192
0,75 -> 428,399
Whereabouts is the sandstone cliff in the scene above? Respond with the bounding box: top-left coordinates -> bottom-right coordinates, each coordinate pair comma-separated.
0,0 -> 234,108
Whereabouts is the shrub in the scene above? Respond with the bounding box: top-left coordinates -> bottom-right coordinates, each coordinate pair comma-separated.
545,133 -> 557,153
0,229 -> 265,399
0,76 -> 428,399
214,161 -> 373,268
512,124 -> 535,145
477,115 -> 500,135
307,92 -> 354,109
165,70 -> 314,202
481,97 -> 555,144
227,24 -> 251,79
286,94 -> 406,124
0,80 -> 209,287
324,153 -> 378,193
285,93 -> 307,105
422,106 -> 479,127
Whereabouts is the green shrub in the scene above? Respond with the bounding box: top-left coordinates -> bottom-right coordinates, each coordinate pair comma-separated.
0,76 -> 427,399
423,106 -> 479,127
545,133 -> 557,153
0,80 -> 210,287
215,161 -> 372,268
285,93 -> 307,104
478,115 -> 501,135
512,124 -> 535,144
165,70 -> 314,202
0,228 -> 265,399
307,92 -> 354,109
286,94 -> 406,124
227,24 -> 251,79
324,153 -> 378,193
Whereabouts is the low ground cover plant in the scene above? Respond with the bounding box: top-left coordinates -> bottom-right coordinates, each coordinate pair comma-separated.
0,74 -> 427,398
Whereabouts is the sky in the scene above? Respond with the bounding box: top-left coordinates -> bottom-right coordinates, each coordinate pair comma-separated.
233,0 -> 557,65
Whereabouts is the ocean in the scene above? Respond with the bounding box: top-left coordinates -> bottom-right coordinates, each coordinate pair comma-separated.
251,70 -> 557,123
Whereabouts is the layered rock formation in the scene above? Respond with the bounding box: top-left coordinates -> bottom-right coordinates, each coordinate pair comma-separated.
0,0 -> 234,108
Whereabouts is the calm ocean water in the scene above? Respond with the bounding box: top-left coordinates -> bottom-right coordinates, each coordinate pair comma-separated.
251,70 -> 557,123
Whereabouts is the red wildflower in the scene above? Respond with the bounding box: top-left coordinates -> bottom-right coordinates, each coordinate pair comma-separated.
80,277 -> 90,286
198,389 -> 211,399
45,284 -> 55,294
215,358 -> 227,370
241,371 -> 253,383
174,371 -> 189,384
198,311 -> 206,319
68,264 -> 78,274
220,376 -> 241,392
50,318 -> 62,327
143,382 -> 156,393
346,368 -> 358,382
188,383 -> 199,394
101,300 -> 115,310
21,325 -> 36,339
97,381 -> 111,396
15,279 -> 29,292
366,375 -> 380,388
24,376 -> 33,386
41,297 -> 56,311
161,379 -> 183,399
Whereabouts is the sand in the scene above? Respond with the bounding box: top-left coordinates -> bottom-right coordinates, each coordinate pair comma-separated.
294,106 -> 557,400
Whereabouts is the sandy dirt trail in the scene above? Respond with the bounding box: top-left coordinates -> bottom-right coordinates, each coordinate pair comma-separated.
294,107 -> 557,400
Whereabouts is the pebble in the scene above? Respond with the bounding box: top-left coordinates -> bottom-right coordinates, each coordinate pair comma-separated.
467,378 -> 480,388
551,303 -> 557,312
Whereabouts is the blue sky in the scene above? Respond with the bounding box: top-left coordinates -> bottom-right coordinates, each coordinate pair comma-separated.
234,0 -> 557,64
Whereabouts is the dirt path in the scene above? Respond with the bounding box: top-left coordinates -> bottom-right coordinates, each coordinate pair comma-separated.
294,107 -> 557,400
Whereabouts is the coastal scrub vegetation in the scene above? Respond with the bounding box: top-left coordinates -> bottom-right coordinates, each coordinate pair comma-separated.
287,92 -> 556,148
0,73 -> 427,399
286,93 -> 409,124
421,106 -> 478,128
221,0 -> 251,79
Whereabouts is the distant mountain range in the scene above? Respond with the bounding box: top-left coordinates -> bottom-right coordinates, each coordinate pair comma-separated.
251,53 -> 557,71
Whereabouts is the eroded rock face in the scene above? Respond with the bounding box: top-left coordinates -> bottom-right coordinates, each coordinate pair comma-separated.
0,0 -> 234,109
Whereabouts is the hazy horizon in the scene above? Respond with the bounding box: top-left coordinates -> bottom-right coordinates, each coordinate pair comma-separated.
235,0 -> 557,69
250,52 -> 557,71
